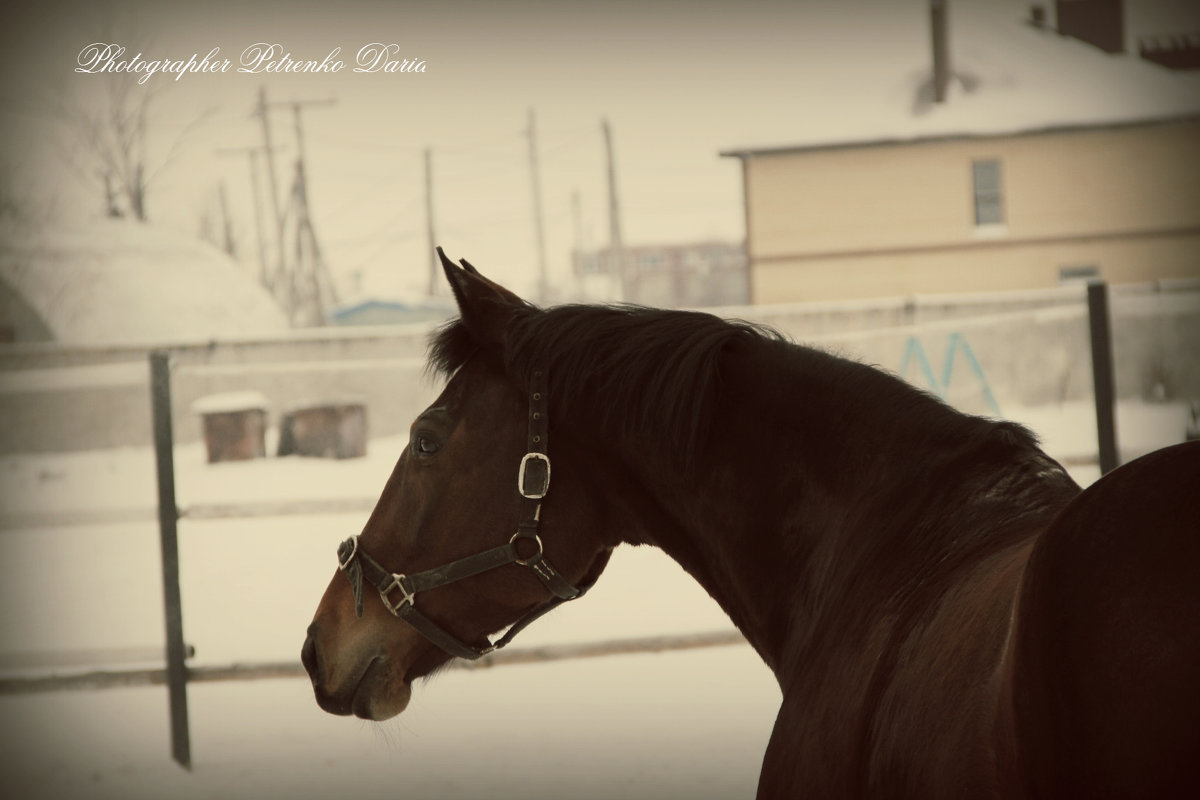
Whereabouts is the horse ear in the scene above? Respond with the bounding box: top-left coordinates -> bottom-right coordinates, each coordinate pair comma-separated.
437,247 -> 525,347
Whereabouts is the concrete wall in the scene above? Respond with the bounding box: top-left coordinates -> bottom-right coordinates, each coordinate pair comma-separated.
0,283 -> 1196,454
0,324 -> 442,454
732,281 -> 1200,411
741,118 -> 1200,302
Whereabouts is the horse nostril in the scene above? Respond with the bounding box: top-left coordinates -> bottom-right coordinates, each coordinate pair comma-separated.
301,630 -> 320,682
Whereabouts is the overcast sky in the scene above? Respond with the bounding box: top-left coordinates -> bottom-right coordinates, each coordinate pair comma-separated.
2,0 -> 1198,304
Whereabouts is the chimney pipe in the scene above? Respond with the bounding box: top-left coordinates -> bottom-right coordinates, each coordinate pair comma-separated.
931,0 -> 950,103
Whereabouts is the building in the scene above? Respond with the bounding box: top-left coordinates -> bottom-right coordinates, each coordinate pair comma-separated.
720,1 -> 1200,304
572,241 -> 748,308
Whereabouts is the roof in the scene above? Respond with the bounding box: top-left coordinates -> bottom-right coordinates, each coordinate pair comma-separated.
0,218 -> 289,345
329,297 -> 456,326
721,113 -> 1200,158
720,0 -> 1200,158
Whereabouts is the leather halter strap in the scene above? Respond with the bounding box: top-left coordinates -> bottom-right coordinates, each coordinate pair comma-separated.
335,365 -> 592,660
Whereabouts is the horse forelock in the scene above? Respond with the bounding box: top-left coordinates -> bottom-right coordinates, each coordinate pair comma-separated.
427,316 -> 479,379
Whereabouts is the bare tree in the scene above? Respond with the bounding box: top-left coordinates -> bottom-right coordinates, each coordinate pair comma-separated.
50,10 -> 214,221
56,72 -> 152,219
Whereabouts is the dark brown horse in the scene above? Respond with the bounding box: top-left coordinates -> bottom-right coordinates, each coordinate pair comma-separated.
303,252 -> 1200,798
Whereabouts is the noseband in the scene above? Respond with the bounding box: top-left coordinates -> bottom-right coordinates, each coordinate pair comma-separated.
335,366 -> 596,660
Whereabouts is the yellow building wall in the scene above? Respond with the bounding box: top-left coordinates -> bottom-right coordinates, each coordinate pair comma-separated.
744,119 -> 1200,302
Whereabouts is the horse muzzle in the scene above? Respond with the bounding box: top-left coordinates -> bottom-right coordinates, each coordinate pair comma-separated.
302,621 -> 412,720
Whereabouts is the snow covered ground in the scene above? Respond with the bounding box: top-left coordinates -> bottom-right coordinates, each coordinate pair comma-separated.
0,399 -> 1192,799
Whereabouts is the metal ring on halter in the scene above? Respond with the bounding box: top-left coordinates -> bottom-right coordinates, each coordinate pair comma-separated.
509,531 -> 544,565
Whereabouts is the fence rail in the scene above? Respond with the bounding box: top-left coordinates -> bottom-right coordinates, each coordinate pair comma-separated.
0,630 -> 748,695
181,497 -> 378,520
0,497 -> 380,532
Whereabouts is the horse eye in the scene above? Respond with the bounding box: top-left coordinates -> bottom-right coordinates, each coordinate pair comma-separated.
415,435 -> 441,455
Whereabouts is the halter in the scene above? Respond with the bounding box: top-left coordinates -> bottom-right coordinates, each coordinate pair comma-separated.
334,366 -> 594,660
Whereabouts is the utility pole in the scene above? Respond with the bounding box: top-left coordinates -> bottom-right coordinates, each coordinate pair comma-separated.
602,117 -> 627,302
256,93 -> 337,326
216,144 -> 277,290
526,108 -> 549,304
425,148 -> 437,296
247,149 -> 267,288
289,98 -> 336,325
571,188 -> 583,299
252,88 -> 286,287
216,180 -> 235,256
286,98 -> 336,187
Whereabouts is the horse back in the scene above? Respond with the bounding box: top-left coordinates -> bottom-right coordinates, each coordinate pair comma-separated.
1012,441 -> 1200,798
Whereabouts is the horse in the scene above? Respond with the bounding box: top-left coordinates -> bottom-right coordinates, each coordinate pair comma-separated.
303,250 -> 1200,798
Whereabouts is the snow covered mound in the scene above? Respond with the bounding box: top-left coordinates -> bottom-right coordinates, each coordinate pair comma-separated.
0,219 -> 289,345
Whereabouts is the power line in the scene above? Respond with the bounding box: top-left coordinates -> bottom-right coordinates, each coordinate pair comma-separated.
323,201 -> 424,248
341,228 -> 424,274
320,170 -> 421,226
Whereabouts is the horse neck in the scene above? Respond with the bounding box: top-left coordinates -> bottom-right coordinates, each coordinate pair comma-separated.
598,341 -> 1076,678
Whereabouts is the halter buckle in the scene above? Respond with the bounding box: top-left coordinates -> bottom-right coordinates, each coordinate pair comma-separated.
518,452 -> 551,499
337,536 -> 359,570
379,573 -> 416,616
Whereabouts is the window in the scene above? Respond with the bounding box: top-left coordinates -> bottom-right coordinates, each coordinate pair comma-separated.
972,159 -> 1005,227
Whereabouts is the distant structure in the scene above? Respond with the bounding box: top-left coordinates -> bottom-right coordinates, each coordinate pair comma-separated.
329,298 -> 456,327
571,241 -> 748,308
1052,0 -> 1126,54
0,220 -> 288,344
721,2 -> 1200,304
1046,0 -> 1200,70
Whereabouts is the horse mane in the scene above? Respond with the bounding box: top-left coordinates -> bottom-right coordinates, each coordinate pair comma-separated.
430,304 -> 787,469
429,303 -> 1044,481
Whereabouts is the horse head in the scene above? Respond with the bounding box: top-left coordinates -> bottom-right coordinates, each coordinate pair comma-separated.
302,251 -> 616,720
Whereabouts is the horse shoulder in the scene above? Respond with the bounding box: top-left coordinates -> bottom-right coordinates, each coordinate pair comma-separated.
864,537 -> 1035,797
757,537 -> 1036,798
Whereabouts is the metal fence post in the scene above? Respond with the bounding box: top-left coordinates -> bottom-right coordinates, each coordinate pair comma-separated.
1087,282 -> 1119,475
150,350 -> 191,769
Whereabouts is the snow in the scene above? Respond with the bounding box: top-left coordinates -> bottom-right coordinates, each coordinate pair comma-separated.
0,396 -> 1193,798
722,0 -> 1200,155
190,391 -> 270,415
1,649 -> 778,800
0,219 -> 289,345
0,432 -> 777,799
